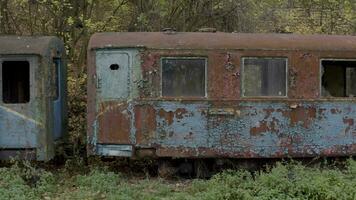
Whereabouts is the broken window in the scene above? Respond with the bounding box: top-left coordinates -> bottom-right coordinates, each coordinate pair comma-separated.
2,61 -> 30,103
321,60 -> 356,97
242,57 -> 287,97
162,58 -> 206,97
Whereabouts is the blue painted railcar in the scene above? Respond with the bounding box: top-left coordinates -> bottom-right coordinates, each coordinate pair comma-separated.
0,36 -> 67,161
87,32 -> 356,159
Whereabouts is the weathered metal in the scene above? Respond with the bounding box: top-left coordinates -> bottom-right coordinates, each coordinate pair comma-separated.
88,32 -> 356,51
87,32 -> 356,159
0,36 -> 67,161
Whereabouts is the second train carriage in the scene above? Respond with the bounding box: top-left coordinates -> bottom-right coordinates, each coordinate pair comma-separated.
87,32 -> 356,159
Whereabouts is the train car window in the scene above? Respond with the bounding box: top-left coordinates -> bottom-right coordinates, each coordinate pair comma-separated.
2,61 -> 30,103
161,58 -> 206,97
321,60 -> 356,97
242,57 -> 287,97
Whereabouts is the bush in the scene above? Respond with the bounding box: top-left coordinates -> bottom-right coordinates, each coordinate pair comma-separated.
0,159 -> 355,199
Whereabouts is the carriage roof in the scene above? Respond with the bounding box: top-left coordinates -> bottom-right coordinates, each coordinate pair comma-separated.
89,32 -> 356,52
0,36 -> 64,56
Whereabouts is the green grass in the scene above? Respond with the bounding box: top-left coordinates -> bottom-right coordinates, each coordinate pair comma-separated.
0,159 -> 355,200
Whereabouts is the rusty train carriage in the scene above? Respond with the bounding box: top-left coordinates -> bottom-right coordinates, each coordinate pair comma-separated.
87,32 -> 356,159
0,36 -> 67,161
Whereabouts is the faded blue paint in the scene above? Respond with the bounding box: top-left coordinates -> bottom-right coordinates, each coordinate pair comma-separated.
212,102 -> 355,157
96,144 -> 133,157
53,58 -> 66,140
154,101 -> 209,148
96,50 -> 130,100
91,119 -> 98,147
148,101 -> 355,157
0,105 -> 40,148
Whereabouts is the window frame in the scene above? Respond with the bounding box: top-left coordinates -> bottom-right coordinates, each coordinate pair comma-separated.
0,56 -> 37,105
160,57 -> 208,98
241,57 -> 289,98
319,58 -> 356,99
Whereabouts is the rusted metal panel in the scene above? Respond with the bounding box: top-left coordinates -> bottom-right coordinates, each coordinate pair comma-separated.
134,104 -> 157,146
87,48 -> 97,155
209,52 -> 240,99
97,101 -> 131,144
289,52 -> 320,98
138,50 -> 242,99
139,51 -> 161,98
88,32 -> 356,52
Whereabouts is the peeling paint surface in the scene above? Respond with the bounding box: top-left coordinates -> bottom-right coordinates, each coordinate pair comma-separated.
97,101 -> 131,144
154,102 -> 208,148
129,101 -> 355,158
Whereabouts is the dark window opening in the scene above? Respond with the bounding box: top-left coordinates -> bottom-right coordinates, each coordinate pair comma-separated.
321,60 -> 356,97
243,58 -> 287,97
162,58 -> 206,97
2,61 -> 30,103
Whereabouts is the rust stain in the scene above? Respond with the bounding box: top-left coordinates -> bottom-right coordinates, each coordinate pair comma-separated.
250,118 -> 279,136
343,117 -> 354,133
97,102 -> 131,144
224,52 -> 235,70
284,107 -> 316,128
343,117 -> 354,126
140,52 -> 159,71
139,52 -> 160,97
134,105 -> 157,144
209,52 -> 240,99
263,108 -> 275,119
158,109 -> 175,125
290,52 -> 319,98
158,108 -> 188,125
174,108 -> 188,119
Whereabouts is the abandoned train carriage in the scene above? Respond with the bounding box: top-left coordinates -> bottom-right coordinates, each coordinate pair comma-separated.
87,32 -> 356,159
0,36 -> 67,161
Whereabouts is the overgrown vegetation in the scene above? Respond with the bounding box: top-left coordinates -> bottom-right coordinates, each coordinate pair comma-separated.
0,159 -> 355,199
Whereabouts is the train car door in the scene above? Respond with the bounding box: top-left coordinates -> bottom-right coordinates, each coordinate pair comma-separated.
95,50 -> 132,146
